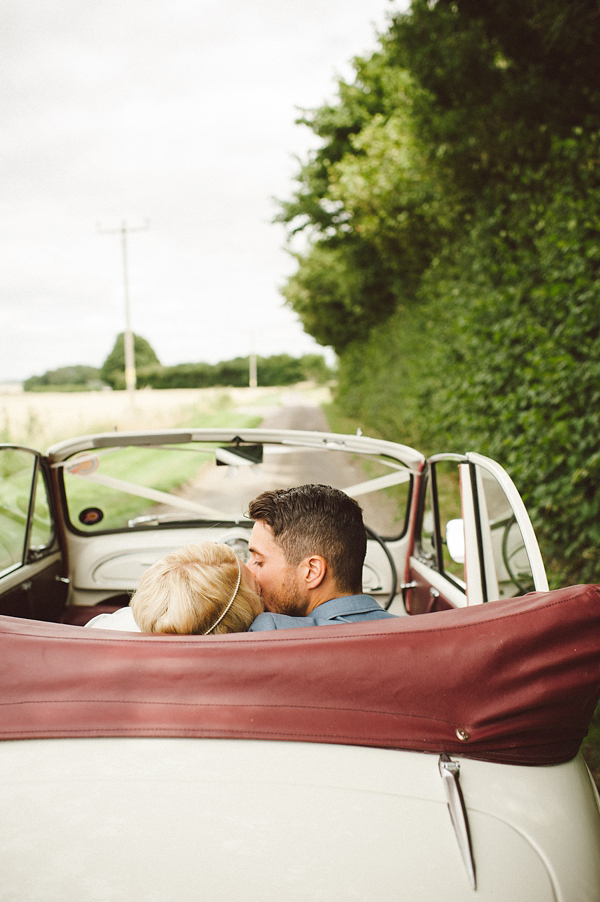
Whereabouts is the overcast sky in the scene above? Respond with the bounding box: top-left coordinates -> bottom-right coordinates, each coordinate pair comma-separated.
1,1 -> 406,382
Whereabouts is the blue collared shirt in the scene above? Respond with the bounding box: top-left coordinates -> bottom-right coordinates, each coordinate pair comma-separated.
248,594 -> 397,631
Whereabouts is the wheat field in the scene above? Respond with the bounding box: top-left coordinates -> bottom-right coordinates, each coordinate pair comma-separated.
0,384 -> 331,450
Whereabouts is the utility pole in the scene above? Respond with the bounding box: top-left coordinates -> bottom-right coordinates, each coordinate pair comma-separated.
248,330 -> 258,388
249,353 -> 258,388
98,220 -> 149,395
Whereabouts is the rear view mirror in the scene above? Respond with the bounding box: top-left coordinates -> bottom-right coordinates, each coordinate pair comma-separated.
216,444 -> 263,466
446,519 -> 465,564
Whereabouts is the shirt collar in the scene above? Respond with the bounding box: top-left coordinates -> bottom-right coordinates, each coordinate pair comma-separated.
311,594 -> 382,619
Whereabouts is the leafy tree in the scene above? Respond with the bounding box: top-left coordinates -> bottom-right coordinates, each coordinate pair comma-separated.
278,48 -> 447,352
24,365 -> 102,391
282,241 -> 397,352
388,0 -> 600,198
279,48 -> 410,232
101,333 -> 161,389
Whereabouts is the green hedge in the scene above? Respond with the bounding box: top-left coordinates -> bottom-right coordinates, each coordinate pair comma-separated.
335,130 -> 600,588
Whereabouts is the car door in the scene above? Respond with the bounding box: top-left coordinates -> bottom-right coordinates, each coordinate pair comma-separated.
405,452 -> 548,614
0,445 -> 67,621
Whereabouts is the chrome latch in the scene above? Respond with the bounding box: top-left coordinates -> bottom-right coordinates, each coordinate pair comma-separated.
438,753 -> 477,891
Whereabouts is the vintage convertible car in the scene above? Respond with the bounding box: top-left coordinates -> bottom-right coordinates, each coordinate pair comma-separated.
0,427 -> 599,901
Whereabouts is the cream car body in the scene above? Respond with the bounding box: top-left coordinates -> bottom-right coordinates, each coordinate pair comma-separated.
0,428 -> 598,901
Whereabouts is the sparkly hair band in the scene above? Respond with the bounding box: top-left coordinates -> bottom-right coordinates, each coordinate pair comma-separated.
203,555 -> 242,635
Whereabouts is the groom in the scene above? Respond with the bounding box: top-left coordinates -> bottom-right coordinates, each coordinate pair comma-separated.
247,483 -> 396,631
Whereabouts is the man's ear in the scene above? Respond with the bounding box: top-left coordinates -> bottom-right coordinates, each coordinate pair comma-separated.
302,555 -> 327,589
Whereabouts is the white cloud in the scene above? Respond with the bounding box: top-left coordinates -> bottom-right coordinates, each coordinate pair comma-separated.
0,0 -> 406,380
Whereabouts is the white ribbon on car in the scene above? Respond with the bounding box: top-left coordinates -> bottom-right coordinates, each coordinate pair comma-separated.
58,462 -> 229,522
343,470 -> 411,498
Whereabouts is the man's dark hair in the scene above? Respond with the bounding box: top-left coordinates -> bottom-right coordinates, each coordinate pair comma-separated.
247,484 -> 366,594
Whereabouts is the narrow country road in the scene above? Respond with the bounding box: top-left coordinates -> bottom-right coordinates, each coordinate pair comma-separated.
181,398 -> 397,529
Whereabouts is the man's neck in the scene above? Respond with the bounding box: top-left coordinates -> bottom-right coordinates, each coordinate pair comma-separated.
305,589 -> 359,615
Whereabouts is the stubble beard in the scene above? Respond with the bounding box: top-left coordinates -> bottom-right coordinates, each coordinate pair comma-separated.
264,569 -> 309,617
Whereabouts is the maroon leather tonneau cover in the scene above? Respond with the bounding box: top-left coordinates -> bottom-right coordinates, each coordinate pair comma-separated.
1,584 -> 599,765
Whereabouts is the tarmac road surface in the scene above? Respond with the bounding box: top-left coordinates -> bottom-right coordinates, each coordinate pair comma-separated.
182,399 -> 398,529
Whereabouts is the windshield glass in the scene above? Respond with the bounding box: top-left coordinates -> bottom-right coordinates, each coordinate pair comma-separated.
58,440 -> 413,538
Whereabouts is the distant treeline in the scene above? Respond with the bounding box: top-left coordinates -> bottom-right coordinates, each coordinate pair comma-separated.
23,366 -> 105,392
133,354 -> 332,390
23,350 -> 333,393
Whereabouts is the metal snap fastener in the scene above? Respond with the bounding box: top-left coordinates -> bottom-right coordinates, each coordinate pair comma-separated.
456,728 -> 470,742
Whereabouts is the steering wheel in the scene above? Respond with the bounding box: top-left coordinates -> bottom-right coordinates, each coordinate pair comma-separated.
365,525 -> 398,610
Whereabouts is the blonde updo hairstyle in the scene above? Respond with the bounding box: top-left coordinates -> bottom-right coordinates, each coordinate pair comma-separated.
130,542 -> 262,635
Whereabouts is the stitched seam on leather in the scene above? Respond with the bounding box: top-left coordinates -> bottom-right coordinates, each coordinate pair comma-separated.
0,699 -> 464,725
0,727 -> 561,748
